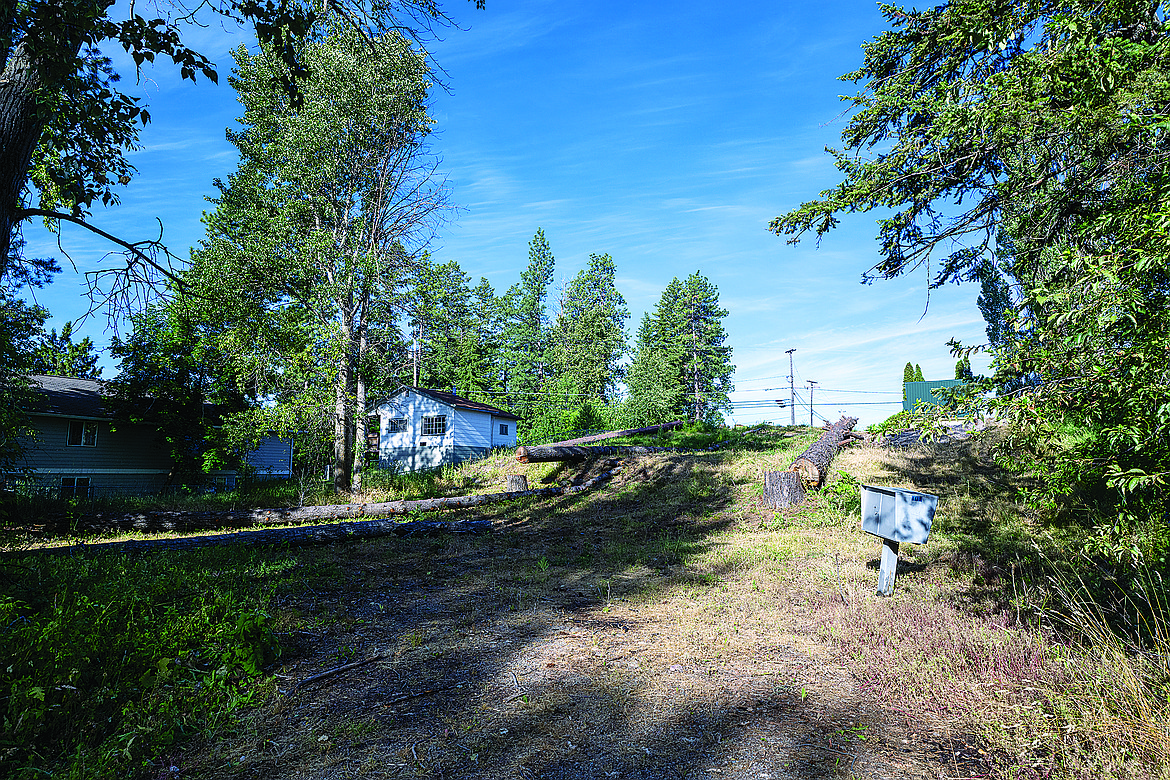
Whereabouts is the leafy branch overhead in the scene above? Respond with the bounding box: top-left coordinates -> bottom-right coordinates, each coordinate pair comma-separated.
0,0 -> 483,312
770,0 -> 1170,288
776,0 -> 1170,555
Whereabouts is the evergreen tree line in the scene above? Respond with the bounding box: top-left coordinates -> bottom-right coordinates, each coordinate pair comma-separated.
2,25 -> 734,494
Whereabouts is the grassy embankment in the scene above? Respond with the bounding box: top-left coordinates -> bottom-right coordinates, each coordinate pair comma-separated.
2,425 -> 1168,778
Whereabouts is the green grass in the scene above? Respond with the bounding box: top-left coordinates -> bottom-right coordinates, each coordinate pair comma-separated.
0,546 -> 306,779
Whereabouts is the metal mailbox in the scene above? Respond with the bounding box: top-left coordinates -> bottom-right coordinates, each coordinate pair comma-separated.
861,484 -> 935,545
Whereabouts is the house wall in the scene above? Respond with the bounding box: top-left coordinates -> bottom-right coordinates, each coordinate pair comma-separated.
14,417 -> 295,496
374,390 -> 513,472
453,407 -> 492,449
17,415 -> 172,495
245,435 -> 294,478
490,416 -> 517,448
375,391 -> 453,472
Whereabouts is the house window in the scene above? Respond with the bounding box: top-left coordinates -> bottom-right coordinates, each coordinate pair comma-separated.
422,415 -> 447,436
388,417 -> 407,433
499,423 -> 509,436
61,477 -> 90,498
67,420 -> 98,447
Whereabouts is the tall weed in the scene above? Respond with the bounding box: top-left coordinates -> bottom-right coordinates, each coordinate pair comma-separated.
0,547 -> 285,778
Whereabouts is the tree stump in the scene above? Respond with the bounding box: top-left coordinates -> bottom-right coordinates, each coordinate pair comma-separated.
763,470 -> 805,509
506,474 -> 529,492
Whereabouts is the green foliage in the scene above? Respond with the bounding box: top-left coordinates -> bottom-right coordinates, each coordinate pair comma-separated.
30,320 -> 101,379
913,364 -> 924,383
0,293 -> 45,474
2,0 -> 482,281
547,252 -> 629,403
774,0 -> 1170,566
622,272 -> 733,426
0,548 -> 286,778
867,410 -> 913,437
502,229 -> 557,427
107,301 -> 245,488
192,19 -> 441,491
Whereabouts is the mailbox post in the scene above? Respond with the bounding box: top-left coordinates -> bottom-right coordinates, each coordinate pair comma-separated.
860,484 -> 937,596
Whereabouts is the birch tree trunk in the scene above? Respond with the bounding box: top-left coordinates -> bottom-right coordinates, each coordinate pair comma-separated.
352,298 -> 369,493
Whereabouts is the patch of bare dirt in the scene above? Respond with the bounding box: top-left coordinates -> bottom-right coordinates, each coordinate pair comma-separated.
177,451 -> 992,779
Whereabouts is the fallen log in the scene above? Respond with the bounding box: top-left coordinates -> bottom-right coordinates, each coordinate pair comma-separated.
763,470 -> 804,509
790,416 -> 859,488
21,464 -> 626,547
516,444 -> 675,463
543,421 -> 684,447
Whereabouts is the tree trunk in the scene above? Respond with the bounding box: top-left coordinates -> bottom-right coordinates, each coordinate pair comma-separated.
541,420 -> 684,447
352,301 -> 369,494
763,470 -> 804,509
41,462 -> 626,540
505,474 -> 528,491
790,415 -> 859,488
0,41 -> 52,270
333,314 -> 354,492
516,444 -> 674,463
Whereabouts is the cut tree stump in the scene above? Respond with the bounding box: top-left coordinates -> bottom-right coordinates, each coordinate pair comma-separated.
763,470 -> 804,509
790,416 -> 859,488
506,474 -> 529,492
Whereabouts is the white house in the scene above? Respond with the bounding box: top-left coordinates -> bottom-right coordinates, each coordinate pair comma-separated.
372,387 -> 518,472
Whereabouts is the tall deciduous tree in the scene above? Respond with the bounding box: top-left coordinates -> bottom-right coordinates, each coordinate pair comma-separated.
1,0 -> 481,312
192,21 -> 445,492
771,0 -> 1170,540
31,320 -> 102,379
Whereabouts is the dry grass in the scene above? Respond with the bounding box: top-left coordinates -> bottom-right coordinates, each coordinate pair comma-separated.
23,425 -> 1170,779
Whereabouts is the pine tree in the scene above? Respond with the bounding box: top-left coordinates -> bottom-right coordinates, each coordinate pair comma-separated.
903,361 -> 914,401
955,356 -> 973,381
914,364 -> 925,382
31,320 -> 102,379
547,252 -> 628,402
623,272 -> 733,425
622,313 -> 682,426
501,229 -> 555,426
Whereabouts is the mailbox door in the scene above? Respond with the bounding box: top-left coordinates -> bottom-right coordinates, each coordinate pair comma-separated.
861,485 -> 896,539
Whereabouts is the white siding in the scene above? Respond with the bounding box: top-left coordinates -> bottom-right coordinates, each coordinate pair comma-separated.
375,391 -> 455,471
490,416 -> 517,447
453,408 -> 492,449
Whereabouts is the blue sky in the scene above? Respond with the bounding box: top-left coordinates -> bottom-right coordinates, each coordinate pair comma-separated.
21,0 -> 992,427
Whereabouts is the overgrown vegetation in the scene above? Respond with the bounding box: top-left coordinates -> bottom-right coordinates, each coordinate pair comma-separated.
0,547 -> 294,779
5,428 -> 1170,779
774,0 -> 1170,577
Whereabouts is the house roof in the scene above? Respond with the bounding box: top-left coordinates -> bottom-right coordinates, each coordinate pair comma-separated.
26,374 -> 109,418
397,387 -> 520,420
24,375 -> 232,423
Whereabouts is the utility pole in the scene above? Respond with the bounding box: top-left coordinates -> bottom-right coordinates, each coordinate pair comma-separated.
808,380 -> 818,427
785,349 -> 796,426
